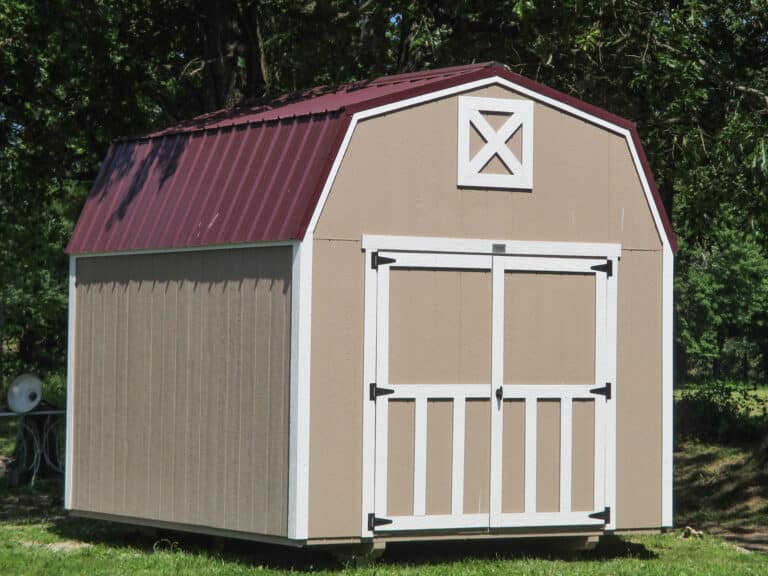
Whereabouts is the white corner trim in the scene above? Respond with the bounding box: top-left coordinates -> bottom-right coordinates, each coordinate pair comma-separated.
662,244 -> 674,527
457,96 -> 533,189
288,239 -> 312,539
64,255 -> 76,509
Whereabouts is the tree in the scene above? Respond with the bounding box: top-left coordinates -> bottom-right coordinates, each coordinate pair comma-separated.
2,0 -> 768,395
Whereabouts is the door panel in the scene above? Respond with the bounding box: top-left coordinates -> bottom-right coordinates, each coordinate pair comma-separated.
425,400 -> 453,515
501,399 -> 525,513
387,400 -> 415,517
389,268 -> 491,385
374,252 -> 493,531
504,272 -> 595,385
572,399 -> 596,512
491,255 -> 608,528
536,399 -> 561,513
463,399 -> 491,514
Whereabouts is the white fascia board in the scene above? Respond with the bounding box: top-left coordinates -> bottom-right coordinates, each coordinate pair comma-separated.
64,255 -> 76,509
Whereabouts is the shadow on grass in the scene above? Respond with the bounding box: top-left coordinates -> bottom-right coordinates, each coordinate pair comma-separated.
675,440 -> 768,530
374,535 -> 656,566
1,477 -> 657,569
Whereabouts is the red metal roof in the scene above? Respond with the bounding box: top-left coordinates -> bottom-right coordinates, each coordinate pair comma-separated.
67,62 -> 677,254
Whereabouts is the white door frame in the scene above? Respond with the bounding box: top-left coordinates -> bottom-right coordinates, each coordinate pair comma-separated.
361,235 -> 620,536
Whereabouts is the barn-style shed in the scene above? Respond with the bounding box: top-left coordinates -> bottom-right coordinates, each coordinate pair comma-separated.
65,62 -> 676,551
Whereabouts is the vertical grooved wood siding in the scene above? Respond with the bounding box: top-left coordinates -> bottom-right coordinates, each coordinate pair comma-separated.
71,247 -> 291,537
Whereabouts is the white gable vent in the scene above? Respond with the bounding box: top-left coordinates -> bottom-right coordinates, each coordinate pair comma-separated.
457,96 -> 533,189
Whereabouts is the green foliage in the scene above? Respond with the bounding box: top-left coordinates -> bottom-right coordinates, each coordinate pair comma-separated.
676,381 -> 768,442
1,1 -> 768,393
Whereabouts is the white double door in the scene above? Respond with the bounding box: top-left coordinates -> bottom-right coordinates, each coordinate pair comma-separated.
368,248 -> 617,532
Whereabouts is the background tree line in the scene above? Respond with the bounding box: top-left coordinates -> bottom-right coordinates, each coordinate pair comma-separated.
1,1 -> 767,398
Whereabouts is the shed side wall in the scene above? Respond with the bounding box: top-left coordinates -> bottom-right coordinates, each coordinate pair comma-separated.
309,84 -> 663,538
71,247 -> 291,537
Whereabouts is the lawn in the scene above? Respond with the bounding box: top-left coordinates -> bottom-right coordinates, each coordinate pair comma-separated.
1,427 -> 768,574
0,506 -> 766,576
675,439 -> 768,548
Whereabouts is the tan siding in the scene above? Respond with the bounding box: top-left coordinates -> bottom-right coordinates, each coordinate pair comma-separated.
616,250 -> 663,528
315,85 -> 661,251
308,240 -> 364,538
71,247 -> 291,537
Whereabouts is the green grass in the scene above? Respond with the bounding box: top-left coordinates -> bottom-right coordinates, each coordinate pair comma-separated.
1,424 -> 768,574
0,524 -> 766,576
675,439 -> 768,530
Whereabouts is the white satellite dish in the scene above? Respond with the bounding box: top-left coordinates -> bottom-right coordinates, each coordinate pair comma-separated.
7,373 -> 43,413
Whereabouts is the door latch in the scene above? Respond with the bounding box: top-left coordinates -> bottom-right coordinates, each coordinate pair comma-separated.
495,386 -> 503,401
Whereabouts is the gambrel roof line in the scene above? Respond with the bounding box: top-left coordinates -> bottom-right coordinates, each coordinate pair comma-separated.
67,62 -> 676,254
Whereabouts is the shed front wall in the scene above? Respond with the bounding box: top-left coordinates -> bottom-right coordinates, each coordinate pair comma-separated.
71,246 -> 291,537
309,84 -> 663,538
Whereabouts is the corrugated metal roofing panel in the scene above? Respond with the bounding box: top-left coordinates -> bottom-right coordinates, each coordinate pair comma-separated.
138,63 -> 493,138
67,62 -> 677,254
67,112 -> 347,253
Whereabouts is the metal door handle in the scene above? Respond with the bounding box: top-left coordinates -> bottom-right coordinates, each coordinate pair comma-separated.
495,386 -> 503,401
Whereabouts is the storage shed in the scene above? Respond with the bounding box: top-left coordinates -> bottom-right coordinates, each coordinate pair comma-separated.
65,62 -> 676,551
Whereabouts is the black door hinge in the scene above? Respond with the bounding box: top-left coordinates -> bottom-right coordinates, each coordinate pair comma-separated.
370,383 -> 395,401
371,252 -> 397,270
367,513 -> 393,531
590,260 -> 613,277
590,382 -> 612,400
589,506 -> 611,524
